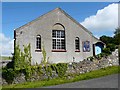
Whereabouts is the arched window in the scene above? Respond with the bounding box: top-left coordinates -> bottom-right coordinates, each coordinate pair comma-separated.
52,23 -> 65,51
75,37 -> 80,51
36,35 -> 41,49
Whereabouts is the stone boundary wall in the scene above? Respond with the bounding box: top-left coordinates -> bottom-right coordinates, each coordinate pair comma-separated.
2,49 -> 119,85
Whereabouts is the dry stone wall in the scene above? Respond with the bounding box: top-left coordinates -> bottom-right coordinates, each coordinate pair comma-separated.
67,49 -> 119,74
2,49 -> 119,85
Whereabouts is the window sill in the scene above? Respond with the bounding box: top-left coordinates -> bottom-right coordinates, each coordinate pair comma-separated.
75,50 -> 80,52
52,50 -> 67,52
83,51 -> 90,52
35,49 -> 41,52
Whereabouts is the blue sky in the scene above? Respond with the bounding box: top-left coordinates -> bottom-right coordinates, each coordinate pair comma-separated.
2,2 -> 114,38
1,2 -> 118,56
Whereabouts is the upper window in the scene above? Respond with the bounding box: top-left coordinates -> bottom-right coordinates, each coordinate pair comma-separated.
75,37 -> 80,51
52,30 -> 65,50
52,23 -> 65,51
36,35 -> 41,50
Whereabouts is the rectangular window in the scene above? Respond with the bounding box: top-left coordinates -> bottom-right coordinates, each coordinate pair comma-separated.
52,30 -> 65,50
83,41 -> 90,52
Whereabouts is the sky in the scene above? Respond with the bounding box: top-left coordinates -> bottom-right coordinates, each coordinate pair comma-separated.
1,2 -> 118,56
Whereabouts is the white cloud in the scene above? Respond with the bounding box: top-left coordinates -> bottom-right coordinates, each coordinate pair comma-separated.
81,3 -> 118,38
0,33 -> 14,56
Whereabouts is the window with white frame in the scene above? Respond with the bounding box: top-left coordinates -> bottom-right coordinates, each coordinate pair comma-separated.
52,30 -> 65,50
75,37 -> 80,51
36,35 -> 41,49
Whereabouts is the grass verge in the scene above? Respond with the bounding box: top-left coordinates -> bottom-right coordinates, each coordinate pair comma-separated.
2,66 -> 120,89
0,56 -> 12,60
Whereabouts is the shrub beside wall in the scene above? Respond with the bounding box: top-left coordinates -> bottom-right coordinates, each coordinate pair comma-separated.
2,44 -> 119,85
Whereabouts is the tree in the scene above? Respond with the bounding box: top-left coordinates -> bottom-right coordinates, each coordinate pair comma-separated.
114,27 -> 120,35
114,27 -> 120,45
100,35 -> 114,45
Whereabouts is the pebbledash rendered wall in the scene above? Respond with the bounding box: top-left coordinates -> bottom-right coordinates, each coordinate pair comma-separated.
14,8 -> 100,65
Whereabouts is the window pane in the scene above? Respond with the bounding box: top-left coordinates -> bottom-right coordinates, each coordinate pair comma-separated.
52,30 -> 56,37
61,31 -> 65,38
57,31 -> 61,38
61,39 -> 65,49
52,39 -> 56,49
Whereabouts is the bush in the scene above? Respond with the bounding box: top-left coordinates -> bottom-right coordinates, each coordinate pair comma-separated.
99,53 -> 105,57
56,63 -> 68,78
13,44 -> 32,71
2,68 -> 17,84
107,43 -> 116,52
50,63 -> 68,78
102,48 -> 111,55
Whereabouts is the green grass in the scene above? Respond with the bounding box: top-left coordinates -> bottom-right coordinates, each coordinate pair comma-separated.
2,66 -> 120,89
0,56 -> 12,60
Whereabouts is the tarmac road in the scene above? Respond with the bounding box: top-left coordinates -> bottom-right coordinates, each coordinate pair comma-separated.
43,74 -> 119,88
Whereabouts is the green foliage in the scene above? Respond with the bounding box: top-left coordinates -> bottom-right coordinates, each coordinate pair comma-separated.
41,44 -> 51,80
2,44 -> 32,83
46,63 -> 68,78
6,60 -> 14,69
99,53 -> 106,57
112,26 -> 120,45
2,66 -> 120,88
102,48 -> 111,55
2,68 -> 17,84
37,65 -> 43,75
13,45 -> 21,70
2,43 -> 68,84
13,44 -> 32,71
24,66 -> 32,80
23,44 -> 32,66
114,27 -> 120,35
106,43 -> 116,52
100,27 -> 120,52
0,56 -> 12,60
43,63 -> 68,80
13,44 -> 32,80
99,28 -> 120,52
55,63 -> 68,78
114,33 -> 120,45
41,44 -> 47,64
95,54 -> 102,60
100,35 -> 114,45
45,66 -> 53,80
50,64 -> 57,71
